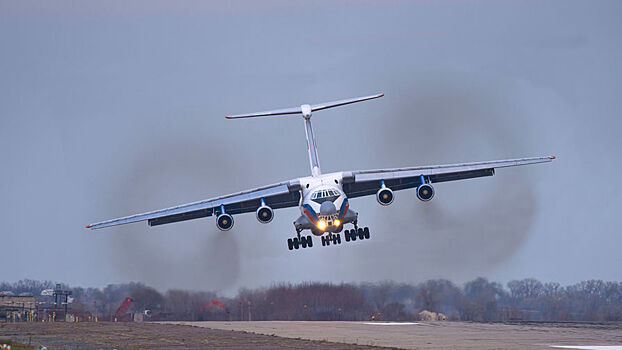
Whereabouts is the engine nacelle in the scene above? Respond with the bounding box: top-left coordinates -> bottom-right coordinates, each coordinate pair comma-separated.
417,183 -> 435,201
376,187 -> 394,206
216,213 -> 234,231
256,205 -> 274,224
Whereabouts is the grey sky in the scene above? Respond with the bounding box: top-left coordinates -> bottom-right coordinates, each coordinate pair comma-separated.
1,1 -> 620,294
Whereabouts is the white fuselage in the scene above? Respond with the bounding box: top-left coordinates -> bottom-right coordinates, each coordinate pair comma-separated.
295,172 -> 356,235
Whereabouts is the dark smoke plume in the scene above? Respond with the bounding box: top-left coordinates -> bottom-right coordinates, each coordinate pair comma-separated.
340,72 -> 538,282
103,135 -> 242,291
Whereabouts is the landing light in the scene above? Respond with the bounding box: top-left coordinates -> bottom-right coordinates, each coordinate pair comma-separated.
334,219 -> 341,226
317,220 -> 327,230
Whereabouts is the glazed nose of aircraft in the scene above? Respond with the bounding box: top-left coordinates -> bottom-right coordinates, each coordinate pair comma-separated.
319,201 -> 337,216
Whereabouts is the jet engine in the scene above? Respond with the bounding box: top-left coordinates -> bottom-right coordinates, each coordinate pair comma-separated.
216,213 -> 234,231
256,205 -> 274,224
417,183 -> 435,201
376,187 -> 394,206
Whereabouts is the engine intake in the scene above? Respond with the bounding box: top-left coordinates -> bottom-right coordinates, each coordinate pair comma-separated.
417,183 -> 434,201
216,213 -> 234,231
376,187 -> 394,206
256,205 -> 274,224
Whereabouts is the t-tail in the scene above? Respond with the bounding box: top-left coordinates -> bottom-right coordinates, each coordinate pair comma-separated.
226,93 -> 384,177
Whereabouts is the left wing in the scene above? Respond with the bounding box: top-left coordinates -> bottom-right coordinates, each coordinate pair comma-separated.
342,156 -> 555,199
86,179 -> 302,229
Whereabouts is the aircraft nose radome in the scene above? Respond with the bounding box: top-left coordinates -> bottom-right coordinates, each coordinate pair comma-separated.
319,201 -> 337,215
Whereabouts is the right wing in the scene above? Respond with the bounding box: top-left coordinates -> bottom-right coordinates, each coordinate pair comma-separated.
86,179 -> 302,229
342,156 -> 555,199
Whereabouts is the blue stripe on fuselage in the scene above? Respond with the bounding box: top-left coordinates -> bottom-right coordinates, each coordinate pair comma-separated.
303,204 -> 318,222
339,198 -> 349,219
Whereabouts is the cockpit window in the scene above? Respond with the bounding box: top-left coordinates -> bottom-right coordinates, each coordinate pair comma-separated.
311,189 -> 340,204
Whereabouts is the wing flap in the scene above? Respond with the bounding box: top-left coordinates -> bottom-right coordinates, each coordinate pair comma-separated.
148,208 -> 212,227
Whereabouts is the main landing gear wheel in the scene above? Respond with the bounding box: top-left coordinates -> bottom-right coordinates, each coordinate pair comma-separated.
334,233 -> 341,244
345,227 -> 371,242
288,235 -> 313,250
346,229 -> 356,241
357,228 -> 364,240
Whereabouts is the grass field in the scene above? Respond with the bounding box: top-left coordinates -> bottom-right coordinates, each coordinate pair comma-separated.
0,322 -> 396,350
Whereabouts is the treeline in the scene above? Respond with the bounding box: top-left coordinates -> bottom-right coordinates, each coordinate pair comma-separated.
2,278 -> 622,322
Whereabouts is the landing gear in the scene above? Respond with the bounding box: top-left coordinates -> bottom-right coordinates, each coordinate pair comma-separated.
288,234 -> 313,250
344,226 -> 371,242
288,223 -> 369,250
321,233 -> 341,246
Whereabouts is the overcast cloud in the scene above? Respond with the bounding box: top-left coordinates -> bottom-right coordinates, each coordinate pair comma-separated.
1,0 -> 620,294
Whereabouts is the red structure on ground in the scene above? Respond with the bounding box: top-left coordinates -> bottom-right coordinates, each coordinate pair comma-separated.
200,299 -> 227,312
114,297 -> 133,319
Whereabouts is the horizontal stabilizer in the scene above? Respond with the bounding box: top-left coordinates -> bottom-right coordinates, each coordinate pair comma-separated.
226,93 -> 383,119
225,106 -> 302,119
311,93 -> 384,112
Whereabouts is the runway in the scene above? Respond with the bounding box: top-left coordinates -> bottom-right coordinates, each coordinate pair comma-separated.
168,321 -> 622,350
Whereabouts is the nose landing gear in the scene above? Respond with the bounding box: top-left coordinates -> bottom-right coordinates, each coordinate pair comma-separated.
321,233 -> 341,246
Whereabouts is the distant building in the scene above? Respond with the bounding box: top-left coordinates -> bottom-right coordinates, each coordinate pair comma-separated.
0,294 -> 36,322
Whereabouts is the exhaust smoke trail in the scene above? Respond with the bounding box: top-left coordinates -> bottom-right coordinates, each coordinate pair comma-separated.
103,136 -> 242,291
341,73 -> 538,282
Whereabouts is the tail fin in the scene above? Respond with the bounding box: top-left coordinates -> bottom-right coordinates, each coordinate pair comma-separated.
225,93 -> 383,119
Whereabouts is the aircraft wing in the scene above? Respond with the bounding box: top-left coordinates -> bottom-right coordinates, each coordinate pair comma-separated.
342,156 -> 555,199
86,179 -> 302,229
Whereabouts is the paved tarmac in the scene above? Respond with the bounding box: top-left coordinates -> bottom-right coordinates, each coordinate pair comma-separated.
169,321 -> 622,350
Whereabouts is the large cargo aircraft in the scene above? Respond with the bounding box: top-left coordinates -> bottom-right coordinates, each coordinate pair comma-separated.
87,93 -> 554,250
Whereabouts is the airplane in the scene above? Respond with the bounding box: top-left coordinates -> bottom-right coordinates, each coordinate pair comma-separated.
86,93 -> 555,250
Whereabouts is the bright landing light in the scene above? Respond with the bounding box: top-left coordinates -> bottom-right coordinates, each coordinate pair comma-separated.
334,219 -> 341,226
317,220 -> 327,230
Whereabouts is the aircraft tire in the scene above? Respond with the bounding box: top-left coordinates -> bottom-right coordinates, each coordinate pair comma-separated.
344,230 -> 351,242
306,235 -> 313,248
335,233 -> 341,244
301,236 -> 307,248
293,237 -> 300,249
350,230 -> 357,241
358,228 -> 364,240
287,238 -> 294,250
364,227 -> 370,239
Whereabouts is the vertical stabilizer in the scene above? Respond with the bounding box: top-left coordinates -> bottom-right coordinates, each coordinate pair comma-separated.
225,93 -> 383,176
301,104 -> 321,176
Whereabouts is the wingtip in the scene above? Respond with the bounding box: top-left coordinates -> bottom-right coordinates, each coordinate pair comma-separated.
550,155 -> 556,160
379,93 -> 384,97
225,116 -> 232,119
85,224 -> 92,228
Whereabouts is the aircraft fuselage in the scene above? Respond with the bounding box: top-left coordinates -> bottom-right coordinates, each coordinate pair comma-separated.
295,172 -> 357,236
